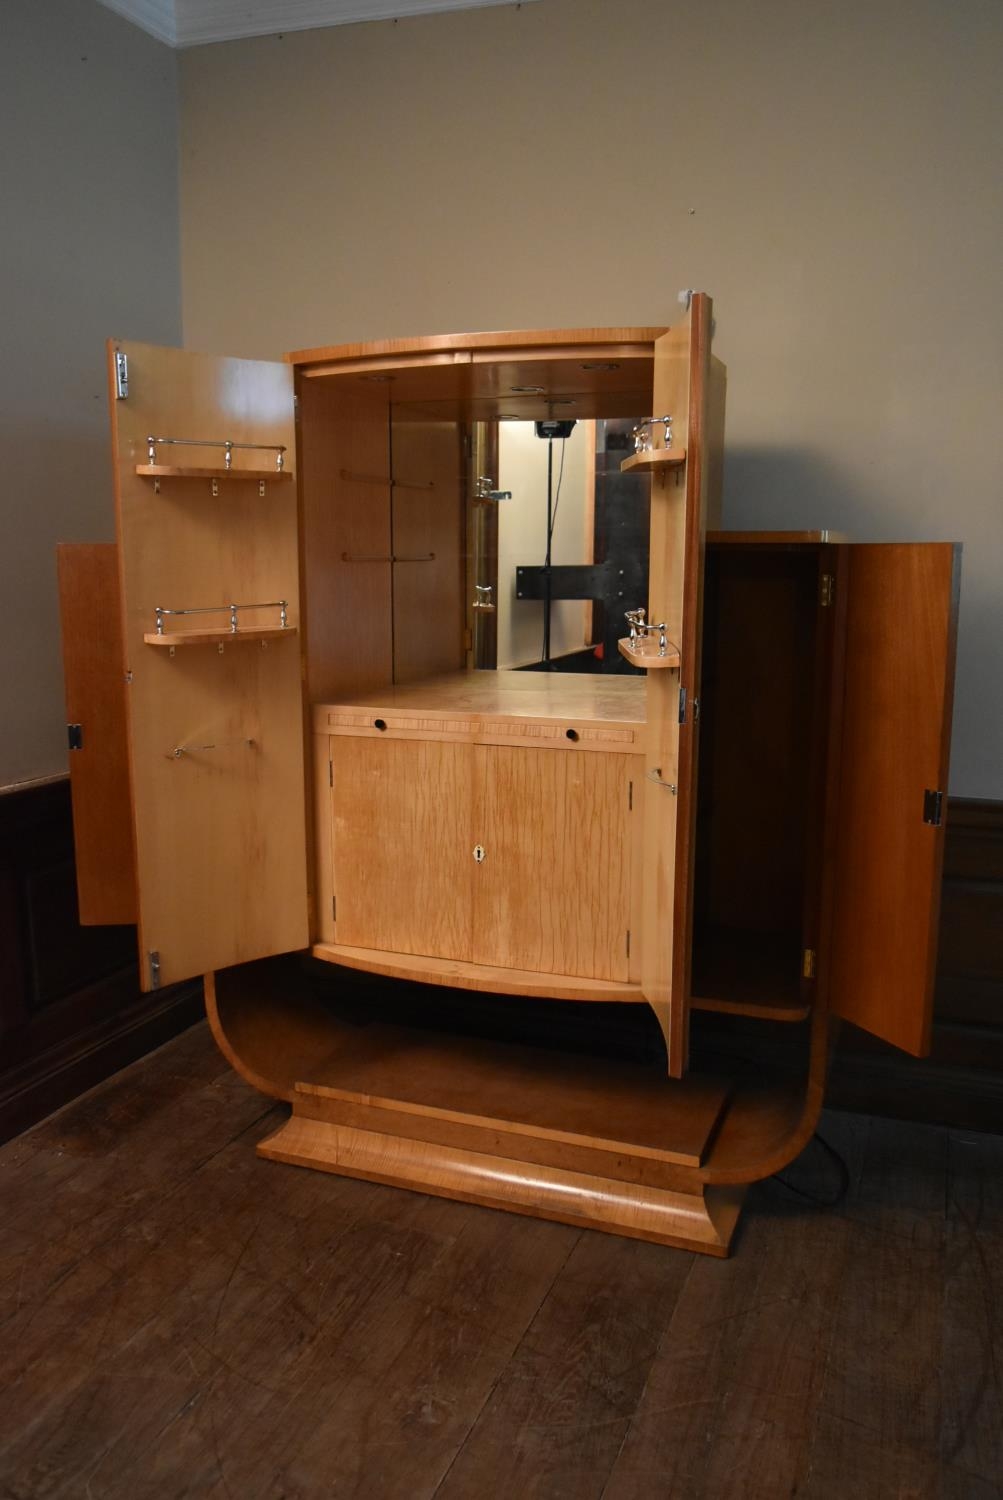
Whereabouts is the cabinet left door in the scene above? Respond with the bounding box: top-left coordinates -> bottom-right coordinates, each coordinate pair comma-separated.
104,339 -> 309,990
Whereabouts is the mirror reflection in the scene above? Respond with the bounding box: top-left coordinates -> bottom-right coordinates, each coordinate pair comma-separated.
468,418 -> 651,675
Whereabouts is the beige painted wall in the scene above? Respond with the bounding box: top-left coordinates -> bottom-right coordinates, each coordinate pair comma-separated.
171,0 -> 1001,799
0,0 -> 181,789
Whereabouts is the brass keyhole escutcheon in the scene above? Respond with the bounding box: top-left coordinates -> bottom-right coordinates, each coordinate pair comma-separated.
473,844 -> 486,864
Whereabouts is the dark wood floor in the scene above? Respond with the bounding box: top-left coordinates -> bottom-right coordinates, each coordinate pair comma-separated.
1,1024 -> 1000,1500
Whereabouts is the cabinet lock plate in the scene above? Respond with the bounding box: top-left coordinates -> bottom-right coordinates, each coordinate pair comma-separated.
473,844 -> 486,864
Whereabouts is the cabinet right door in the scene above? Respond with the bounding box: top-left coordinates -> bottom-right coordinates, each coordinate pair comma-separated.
829,542 -> 961,1054
640,293 -> 724,1075
473,745 -> 636,982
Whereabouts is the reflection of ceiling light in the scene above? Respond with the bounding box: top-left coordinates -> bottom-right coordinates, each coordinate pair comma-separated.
362,374 -> 393,382
499,413 -> 521,420
551,399 -> 576,406
511,384 -> 545,393
581,361 -> 621,370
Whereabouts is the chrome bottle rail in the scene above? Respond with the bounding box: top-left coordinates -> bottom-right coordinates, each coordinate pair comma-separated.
153,600 -> 289,635
145,436 -> 287,470
630,415 -> 674,453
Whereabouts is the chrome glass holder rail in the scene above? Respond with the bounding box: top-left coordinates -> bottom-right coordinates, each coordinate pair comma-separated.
153,600 -> 289,635
146,436 -> 287,470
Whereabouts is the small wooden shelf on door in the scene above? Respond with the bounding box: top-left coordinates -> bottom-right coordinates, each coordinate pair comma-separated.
144,626 -> 298,648
620,446 -> 687,476
135,465 -> 294,482
617,637 -> 680,670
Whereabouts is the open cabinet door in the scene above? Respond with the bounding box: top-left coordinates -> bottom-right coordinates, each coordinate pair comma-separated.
641,294 -> 722,1075
108,340 -> 309,991
57,543 -> 137,925
829,543 -> 960,1055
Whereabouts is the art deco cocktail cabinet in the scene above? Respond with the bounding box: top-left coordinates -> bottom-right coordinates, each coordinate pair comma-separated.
58,295 -> 959,1255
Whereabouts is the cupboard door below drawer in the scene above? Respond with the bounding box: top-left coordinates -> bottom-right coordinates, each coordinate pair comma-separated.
331,737 -> 474,960
473,747 -> 634,982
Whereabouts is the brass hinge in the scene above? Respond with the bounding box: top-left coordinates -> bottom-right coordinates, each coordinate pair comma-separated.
802,947 -> 816,980
820,573 -> 834,608
628,780 -> 633,811
626,930 -> 631,959
328,759 -> 333,787
678,686 -> 687,723
923,789 -> 943,826
332,895 -> 337,921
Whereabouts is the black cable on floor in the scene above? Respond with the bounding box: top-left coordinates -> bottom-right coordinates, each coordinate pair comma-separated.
771,1130 -> 851,1208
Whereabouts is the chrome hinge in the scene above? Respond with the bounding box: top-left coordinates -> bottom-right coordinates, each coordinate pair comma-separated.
923,789 -> 944,826
148,951 -> 161,990
67,724 -> 83,751
114,350 -> 129,399
820,573 -> 834,608
802,947 -> 816,980
678,686 -> 687,724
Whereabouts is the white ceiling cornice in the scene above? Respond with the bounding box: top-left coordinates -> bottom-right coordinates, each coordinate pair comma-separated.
96,0 -> 538,49
98,0 -> 177,46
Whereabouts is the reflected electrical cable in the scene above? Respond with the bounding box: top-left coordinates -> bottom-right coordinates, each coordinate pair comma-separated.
541,436 -> 568,663
547,436 -> 568,549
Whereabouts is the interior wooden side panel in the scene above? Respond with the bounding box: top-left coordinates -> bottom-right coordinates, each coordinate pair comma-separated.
56,543 -> 137,924
829,543 -> 961,1055
108,340 -> 309,989
298,378 -> 393,702
331,736 -> 475,959
473,746 -> 636,981
390,420 -> 466,685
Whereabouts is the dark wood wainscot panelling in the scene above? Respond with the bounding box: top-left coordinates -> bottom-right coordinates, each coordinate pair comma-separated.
0,777 -> 203,1143
830,798 -> 1003,1131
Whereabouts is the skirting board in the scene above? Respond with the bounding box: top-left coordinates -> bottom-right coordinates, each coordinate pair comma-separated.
259,1112 -> 745,1256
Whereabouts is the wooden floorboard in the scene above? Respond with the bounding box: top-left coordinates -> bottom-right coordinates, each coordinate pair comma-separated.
1,1022 -> 1001,1499
600,1113 -> 869,1500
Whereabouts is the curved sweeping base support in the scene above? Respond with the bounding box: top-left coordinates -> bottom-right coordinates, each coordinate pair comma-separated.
260,1113 -> 745,1256
206,954 -> 829,1258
